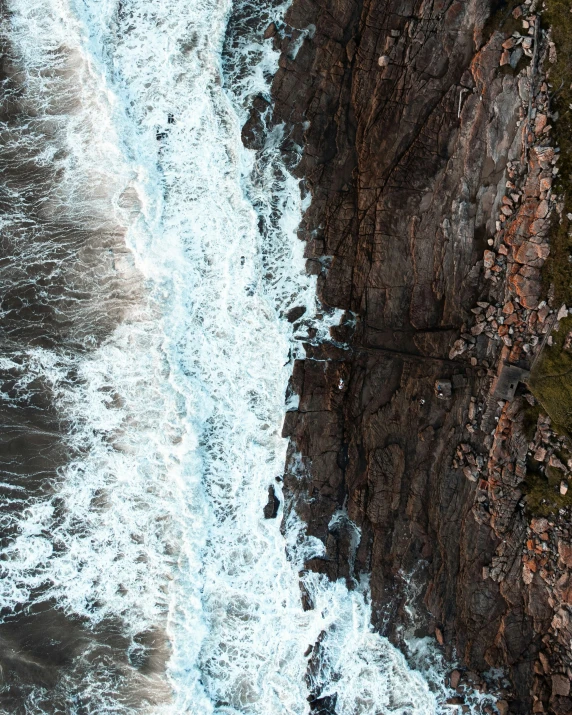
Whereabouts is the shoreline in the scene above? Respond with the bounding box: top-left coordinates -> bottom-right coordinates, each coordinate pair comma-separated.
272,0 -> 572,711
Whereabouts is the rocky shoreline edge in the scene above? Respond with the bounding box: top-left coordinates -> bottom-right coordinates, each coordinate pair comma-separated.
255,0 -> 572,712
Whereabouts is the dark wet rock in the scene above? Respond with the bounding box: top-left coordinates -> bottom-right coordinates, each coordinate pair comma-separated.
286,306 -> 307,323
308,694 -> 337,714
263,485 -> 280,519
264,22 -> 277,39
271,0 -> 566,710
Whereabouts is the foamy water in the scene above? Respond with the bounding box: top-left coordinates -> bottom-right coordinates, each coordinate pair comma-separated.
0,0 -> 463,712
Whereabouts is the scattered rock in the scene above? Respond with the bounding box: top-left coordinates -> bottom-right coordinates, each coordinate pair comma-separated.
558,541 -> 572,568
552,674 -> 570,697
449,339 -> 467,359
534,114 -> 548,134
483,250 -> 495,268
263,485 -> 280,519
532,518 -> 550,534
510,47 -> 523,69
263,22 -> 277,39
446,696 -> 464,705
463,466 -> 478,482
286,306 -> 306,322
500,50 -> 510,67
496,700 -> 509,715
435,379 -> 452,399
548,454 -> 566,471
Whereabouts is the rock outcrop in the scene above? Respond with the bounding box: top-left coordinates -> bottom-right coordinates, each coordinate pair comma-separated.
269,0 -> 572,711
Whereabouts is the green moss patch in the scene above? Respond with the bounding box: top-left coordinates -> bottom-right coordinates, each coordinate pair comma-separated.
529,316 -> 572,434
542,0 -> 572,305
524,461 -> 572,516
522,402 -> 542,440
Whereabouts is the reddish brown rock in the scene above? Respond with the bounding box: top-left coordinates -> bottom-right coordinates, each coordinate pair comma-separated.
514,241 -> 550,265
535,114 -> 548,135
558,541 -> 572,569
484,250 -> 496,268
500,50 -> 510,66
536,200 -> 550,219
510,271 -> 542,309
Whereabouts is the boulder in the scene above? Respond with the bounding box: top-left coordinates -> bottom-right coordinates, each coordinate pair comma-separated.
514,241 -> 550,265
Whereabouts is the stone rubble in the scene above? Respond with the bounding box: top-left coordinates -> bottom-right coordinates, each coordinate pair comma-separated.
445,5 -> 572,712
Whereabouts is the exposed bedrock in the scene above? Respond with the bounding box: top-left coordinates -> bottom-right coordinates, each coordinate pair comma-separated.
269,0 -> 551,711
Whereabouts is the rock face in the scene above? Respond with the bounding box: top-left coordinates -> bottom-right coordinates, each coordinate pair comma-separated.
270,0 -> 570,712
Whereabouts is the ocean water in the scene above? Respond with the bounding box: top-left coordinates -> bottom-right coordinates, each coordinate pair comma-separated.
0,0 -> 462,712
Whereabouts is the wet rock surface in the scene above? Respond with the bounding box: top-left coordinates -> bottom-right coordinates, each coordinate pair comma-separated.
269,0 -> 572,712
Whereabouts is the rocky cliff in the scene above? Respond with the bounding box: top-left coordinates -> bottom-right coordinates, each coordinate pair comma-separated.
266,0 -> 572,712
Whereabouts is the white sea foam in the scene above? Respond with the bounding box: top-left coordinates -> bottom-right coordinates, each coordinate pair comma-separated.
1,0 -> 473,712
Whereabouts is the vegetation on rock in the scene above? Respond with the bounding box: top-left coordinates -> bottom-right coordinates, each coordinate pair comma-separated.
530,316 -> 572,434
542,0 -> 572,305
529,2 -> 572,451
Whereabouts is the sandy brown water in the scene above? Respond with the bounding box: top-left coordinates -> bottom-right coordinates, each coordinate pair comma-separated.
0,9 -> 172,712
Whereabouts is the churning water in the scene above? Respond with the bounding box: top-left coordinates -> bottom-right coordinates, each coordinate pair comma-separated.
0,0 -> 455,712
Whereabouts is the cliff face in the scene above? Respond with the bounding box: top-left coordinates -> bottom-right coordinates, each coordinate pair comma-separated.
270,0 -> 572,712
